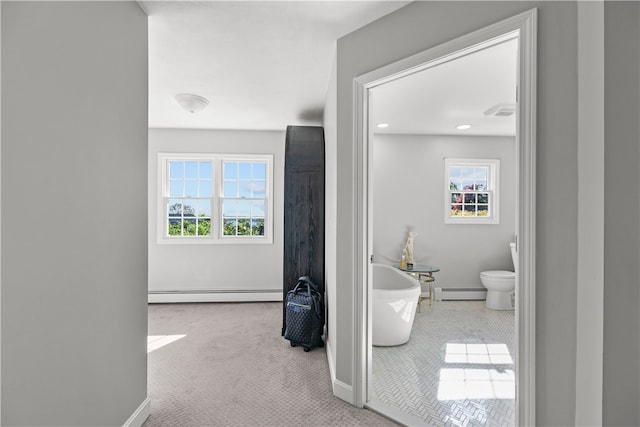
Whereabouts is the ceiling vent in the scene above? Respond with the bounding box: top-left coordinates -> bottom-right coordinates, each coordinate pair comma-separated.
484,103 -> 516,117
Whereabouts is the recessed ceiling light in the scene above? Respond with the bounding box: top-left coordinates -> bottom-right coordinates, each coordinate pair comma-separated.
377,123 -> 389,128
456,124 -> 472,130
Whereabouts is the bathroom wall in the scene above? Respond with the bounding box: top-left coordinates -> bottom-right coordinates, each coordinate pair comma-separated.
148,128 -> 285,300
372,134 -> 516,289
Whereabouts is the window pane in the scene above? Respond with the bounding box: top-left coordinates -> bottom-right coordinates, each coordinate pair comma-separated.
450,166 -> 461,178
182,202 -> 196,217
223,219 -> 237,235
253,162 -> 266,179
197,218 -> 211,236
477,205 -> 489,216
224,162 -> 237,179
184,180 -> 198,197
252,180 -> 266,197
251,219 -> 265,236
462,167 -> 474,179
223,200 -> 237,217
168,200 -> 183,216
185,162 -> 198,179
199,161 -> 212,178
199,180 -> 212,197
239,163 -> 251,179
237,218 -> 251,235
224,182 -> 238,198
239,181 -> 252,198
450,179 -> 462,191
462,179 -> 475,190
463,205 -> 477,215
183,219 -> 197,235
169,180 -> 183,197
196,200 -> 211,217
168,219 -> 181,235
237,200 -> 251,217
169,161 -> 184,179
464,193 -> 477,204
475,167 -> 488,182
478,193 -> 489,204
251,200 -> 265,217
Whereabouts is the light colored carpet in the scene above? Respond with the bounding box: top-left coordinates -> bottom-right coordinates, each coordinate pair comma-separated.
144,302 -> 398,427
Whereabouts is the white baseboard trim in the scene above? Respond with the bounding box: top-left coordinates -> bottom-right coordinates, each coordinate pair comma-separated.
123,397 -> 150,427
434,287 -> 487,301
332,378 -> 354,404
326,339 -> 355,403
149,291 -> 282,303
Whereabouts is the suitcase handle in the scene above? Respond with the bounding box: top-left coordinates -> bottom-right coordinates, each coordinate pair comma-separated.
290,276 -> 323,321
293,276 -> 320,295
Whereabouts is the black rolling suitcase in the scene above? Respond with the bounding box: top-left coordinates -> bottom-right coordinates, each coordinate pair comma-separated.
284,276 -> 324,352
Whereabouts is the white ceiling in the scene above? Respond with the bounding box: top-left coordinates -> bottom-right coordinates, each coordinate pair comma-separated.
142,0 -> 410,131
142,1 -> 516,136
371,37 -> 518,136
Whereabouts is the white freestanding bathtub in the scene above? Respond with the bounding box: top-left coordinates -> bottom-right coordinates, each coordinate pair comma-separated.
372,263 -> 421,346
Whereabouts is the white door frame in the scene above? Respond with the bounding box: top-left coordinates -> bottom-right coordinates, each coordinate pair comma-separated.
352,9 -> 537,426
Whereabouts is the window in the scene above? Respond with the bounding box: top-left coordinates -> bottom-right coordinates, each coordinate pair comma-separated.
444,158 -> 499,224
222,161 -> 267,237
159,153 -> 273,243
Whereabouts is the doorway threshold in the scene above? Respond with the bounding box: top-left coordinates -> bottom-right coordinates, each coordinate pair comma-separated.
365,398 -> 428,427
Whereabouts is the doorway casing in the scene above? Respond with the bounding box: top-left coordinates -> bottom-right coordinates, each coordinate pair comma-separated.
351,9 -> 537,426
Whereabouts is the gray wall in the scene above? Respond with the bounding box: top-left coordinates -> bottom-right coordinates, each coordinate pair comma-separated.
332,2 -> 580,424
603,2 -> 640,425
372,134 -> 516,287
148,128 -> 284,297
1,2 -> 148,425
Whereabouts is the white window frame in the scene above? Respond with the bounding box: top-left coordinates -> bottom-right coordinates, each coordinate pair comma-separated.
158,153 -> 273,244
444,158 -> 500,225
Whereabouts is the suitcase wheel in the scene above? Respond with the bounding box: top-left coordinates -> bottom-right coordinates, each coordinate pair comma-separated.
303,346 -> 310,352
290,342 -> 296,347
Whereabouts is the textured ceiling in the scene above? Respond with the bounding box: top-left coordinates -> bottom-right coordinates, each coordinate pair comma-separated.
143,1 -> 515,135
142,1 -> 410,131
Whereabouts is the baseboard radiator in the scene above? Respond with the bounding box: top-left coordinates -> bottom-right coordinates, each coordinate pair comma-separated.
434,287 -> 487,301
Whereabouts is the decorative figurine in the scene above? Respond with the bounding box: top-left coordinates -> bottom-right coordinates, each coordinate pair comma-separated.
403,231 -> 417,265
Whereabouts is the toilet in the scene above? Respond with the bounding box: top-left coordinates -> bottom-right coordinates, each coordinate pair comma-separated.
480,243 -> 517,310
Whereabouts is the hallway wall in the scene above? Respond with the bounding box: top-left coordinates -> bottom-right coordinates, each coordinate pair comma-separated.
1,2 -> 148,425
331,2 -> 580,424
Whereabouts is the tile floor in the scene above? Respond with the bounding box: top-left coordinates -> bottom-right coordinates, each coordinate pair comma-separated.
371,300 -> 515,426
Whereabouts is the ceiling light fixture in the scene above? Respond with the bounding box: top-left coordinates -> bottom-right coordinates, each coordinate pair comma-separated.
377,123 -> 389,128
175,93 -> 209,113
456,124 -> 472,130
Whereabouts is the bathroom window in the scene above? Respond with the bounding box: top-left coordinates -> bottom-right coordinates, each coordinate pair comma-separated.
444,158 -> 499,224
159,153 -> 273,243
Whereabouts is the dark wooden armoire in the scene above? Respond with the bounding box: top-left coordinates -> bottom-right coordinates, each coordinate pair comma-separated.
282,125 -> 325,335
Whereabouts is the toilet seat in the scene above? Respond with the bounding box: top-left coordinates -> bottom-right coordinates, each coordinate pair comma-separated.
481,270 -> 515,279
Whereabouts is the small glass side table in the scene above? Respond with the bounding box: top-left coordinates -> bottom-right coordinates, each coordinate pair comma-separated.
395,264 -> 440,312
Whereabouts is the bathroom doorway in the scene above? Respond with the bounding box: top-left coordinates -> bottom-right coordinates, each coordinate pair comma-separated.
353,10 -> 537,426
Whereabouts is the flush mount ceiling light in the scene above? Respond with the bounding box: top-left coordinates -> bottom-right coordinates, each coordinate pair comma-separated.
377,123 -> 389,128
456,124 -> 472,130
175,93 -> 209,113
